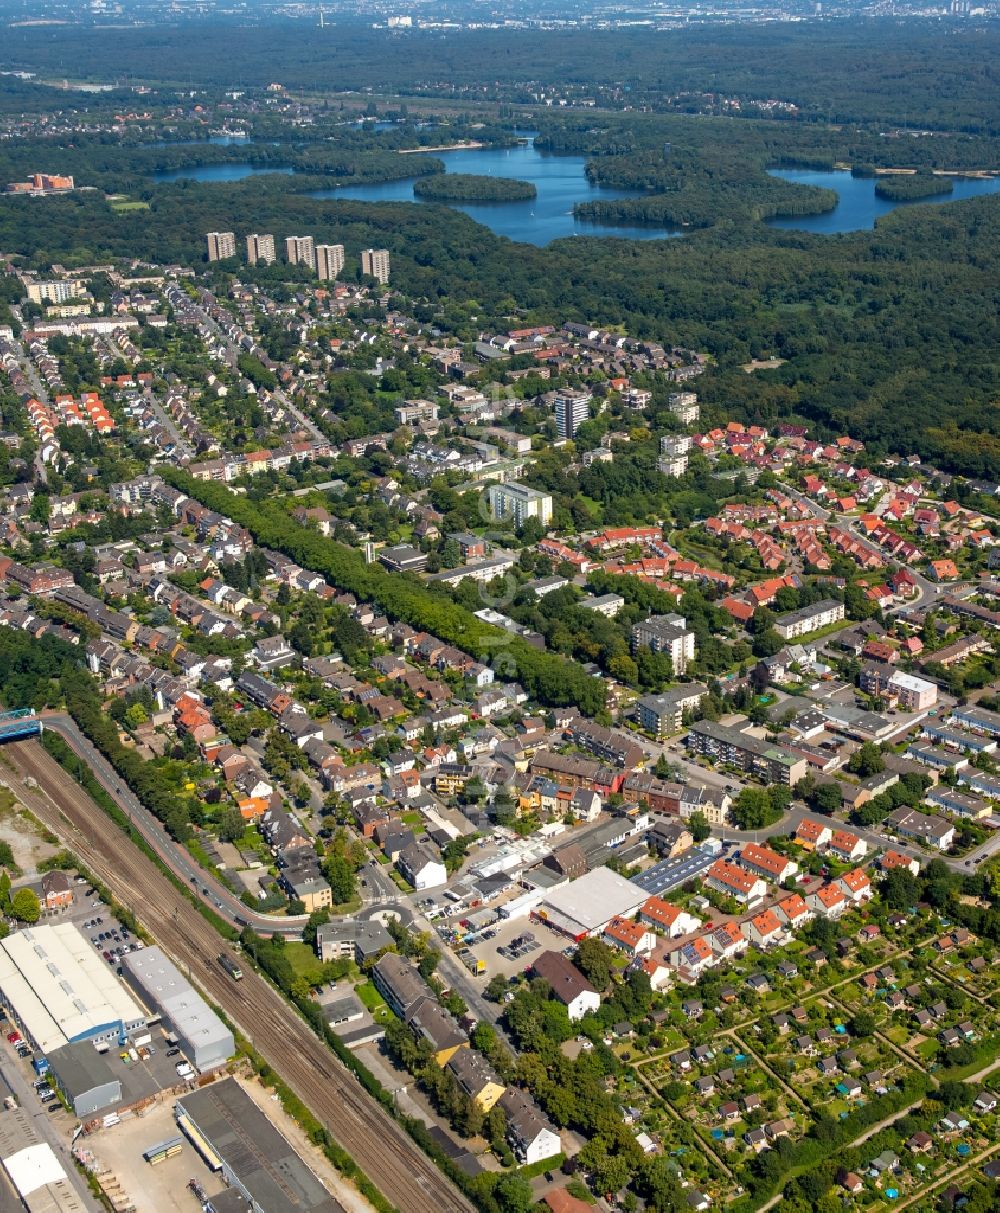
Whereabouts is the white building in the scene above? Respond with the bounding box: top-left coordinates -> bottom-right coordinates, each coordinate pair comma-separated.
533,867 -> 647,940
553,389 -> 592,439
499,1089 -> 562,1165
398,842 -> 447,890
487,482 -> 553,528
577,593 -> 625,618
773,599 -> 845,641
0,924 -> 145,1054
668,392 -> 700,424
531,951 -> 601,1020
887,671 -> 937,712
120,946 -> 234,1072
658,452 -> 689,477
631,613 -> 696,674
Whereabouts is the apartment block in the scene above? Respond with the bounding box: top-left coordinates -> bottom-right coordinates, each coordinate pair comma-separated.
246,233 -> 276,265
658,432 -> 690,477
361,248 -> 390,284
26,280 -> 84,305
667,392 -> 700,424
316,243 -> 345,281
553,389 -> 592,439
487,482 -> 553,528
887,671 -> 937,712
685,720 -> 807,786
773,598 -> 845,640
631,614 -> 696,675
205,231 -> 236,262
285,235 -> 316,269
635,684 -> 708,739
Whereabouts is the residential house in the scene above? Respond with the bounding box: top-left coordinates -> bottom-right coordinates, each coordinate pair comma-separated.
498,1088 -> 562,1165
603,916 -> 656,957
531,951 -> 601,1021
638,897 -> 701,939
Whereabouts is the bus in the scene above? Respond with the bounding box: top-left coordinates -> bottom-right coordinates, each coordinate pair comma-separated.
218,953 -> 243,981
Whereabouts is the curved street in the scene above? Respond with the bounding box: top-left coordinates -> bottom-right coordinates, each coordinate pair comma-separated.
38,711 -> 308,937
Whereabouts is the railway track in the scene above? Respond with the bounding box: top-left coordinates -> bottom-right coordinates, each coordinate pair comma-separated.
4,740 -> 475,1213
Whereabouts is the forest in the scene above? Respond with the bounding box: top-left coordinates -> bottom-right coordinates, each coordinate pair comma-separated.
413,174 -> 536,202
5,21 -> 999,132
873,174 -> 955,201
1,24 -> 999,477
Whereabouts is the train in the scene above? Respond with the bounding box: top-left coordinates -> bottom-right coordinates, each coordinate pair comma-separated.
218,952 -> 243,981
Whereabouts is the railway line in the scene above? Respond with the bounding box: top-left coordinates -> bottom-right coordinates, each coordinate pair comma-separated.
3,739 -> 475,1213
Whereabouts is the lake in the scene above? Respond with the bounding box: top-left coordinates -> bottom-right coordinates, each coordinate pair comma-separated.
154,163 -> 295,183
766,167 -> 1000,233
153,137 -> 677,245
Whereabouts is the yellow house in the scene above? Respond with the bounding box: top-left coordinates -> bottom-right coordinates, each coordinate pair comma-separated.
517,788 -> 541,818
446,1047 -> 506,1111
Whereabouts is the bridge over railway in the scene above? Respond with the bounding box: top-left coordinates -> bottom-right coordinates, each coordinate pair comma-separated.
0,708 -> 41,743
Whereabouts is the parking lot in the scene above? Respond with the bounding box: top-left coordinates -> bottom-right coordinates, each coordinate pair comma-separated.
456,914 -> 573,980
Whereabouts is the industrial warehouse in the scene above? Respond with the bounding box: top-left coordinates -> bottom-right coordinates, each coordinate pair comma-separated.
176,1078 -> 344,1213
120,947 -> 234,1073
532,867 -> 648,941
0,924 -> 145,1054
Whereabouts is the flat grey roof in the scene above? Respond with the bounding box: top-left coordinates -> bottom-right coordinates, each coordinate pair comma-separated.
47,1040 -> 119,1099
120,947 -> 233,1063
177,1079 -> 343,1213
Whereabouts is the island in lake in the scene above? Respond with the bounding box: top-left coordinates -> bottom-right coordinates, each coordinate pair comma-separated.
413,173 -> 537,202
873,174 -> 954,202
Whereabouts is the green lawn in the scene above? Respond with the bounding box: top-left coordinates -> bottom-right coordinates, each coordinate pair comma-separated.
283,941 -> 326,986
355,981 -> 391,1022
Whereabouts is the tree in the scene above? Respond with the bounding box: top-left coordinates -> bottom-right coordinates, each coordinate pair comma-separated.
730,786 -> 781,830
751,628 -> 784,659
810,781 -> 844,815
851,800 -> 885,827
849,1010 -> 876,1038
847,741 -> 885,777
485,975 -> 510,1003
324,855 -> 356,905
688,810 -> 710,843
10,888 -> 41,923
217,807 -> 247,843
575,937 -> 615,992
491,1172 -> 534,1213
882,867 -> 921,910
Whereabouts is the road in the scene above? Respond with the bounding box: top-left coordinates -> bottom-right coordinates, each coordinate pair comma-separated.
148,389 -> 193,459
39,712 -> 508,1028
39,712 -> 308,938
8,326 -> 53,485
3,739 -> 475,1213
